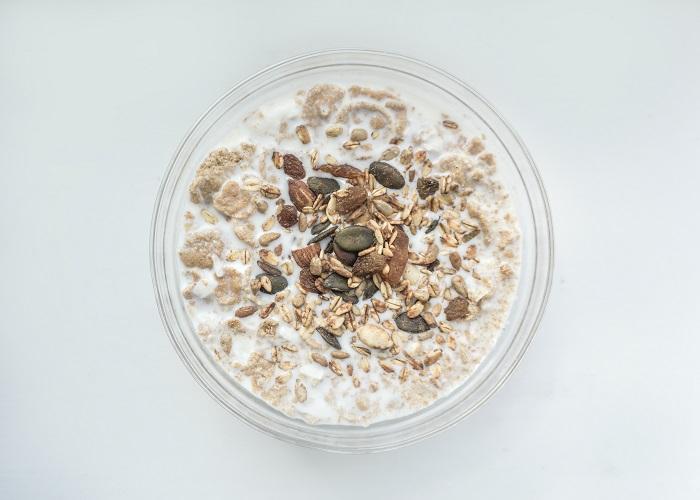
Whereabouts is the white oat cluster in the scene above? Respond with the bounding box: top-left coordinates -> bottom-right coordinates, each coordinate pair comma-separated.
178,84 -> 520,425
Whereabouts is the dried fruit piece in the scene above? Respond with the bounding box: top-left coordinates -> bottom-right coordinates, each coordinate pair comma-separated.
352,253 -> 387,277
334,226 -> 375,252
282,153 -> 306,179
335,185 -> 367,215
307,176 -> 340,195
357,324 -> 392,350
316,327 -> 341,349
368,161 -> 405,189
395,312 -> 431,333
444,297 -> 469,320
277,204 -> 298,228
384,227 -> 408,285
288,179 -> 315,211
291,243 -> 320,268
417,177 -> 439,199
318,163 -> 363,180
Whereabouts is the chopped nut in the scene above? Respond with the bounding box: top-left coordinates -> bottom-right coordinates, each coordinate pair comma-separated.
311,353 -> 328,367
295,124 -> 311,144
235,305 -> 258,317
259,232 -> 281,246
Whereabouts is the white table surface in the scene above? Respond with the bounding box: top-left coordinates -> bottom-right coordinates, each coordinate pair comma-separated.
2,1 -> 699,498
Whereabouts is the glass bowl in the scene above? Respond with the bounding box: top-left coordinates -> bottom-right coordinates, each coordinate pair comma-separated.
151,49 -> 554,453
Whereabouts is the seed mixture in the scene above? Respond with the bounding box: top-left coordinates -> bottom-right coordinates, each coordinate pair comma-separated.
178,84 -> 520,425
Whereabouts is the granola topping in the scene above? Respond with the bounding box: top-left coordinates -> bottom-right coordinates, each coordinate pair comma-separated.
177,83 -> 521,425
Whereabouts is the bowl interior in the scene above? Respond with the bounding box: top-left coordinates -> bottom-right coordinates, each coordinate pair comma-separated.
152,50 -> 553,452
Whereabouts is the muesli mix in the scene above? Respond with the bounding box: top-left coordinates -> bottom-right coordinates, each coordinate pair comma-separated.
178,84 -> 520,425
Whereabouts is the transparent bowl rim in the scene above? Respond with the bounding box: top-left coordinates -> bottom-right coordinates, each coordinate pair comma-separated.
150,48 -> 554,453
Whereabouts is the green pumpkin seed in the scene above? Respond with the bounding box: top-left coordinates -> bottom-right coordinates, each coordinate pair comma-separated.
332,289 -> 359,304
323,273 -> 351,292
334,225 -> 375,252
257,273 -> 288,294
368,161 -> 405,189
307,176 -> 340,195
362,279 -> 378,300
395,312 -> 431,333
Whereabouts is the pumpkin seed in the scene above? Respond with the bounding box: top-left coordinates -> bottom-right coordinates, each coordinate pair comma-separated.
362,279 -> 379,300
307,176 -> 340,195
256,273 -> 288,294
395,312 -> 431,333
334,225 -> 375,252
332,289 -> 359,304
323,273 -> 351,292
368,161 -> 405,189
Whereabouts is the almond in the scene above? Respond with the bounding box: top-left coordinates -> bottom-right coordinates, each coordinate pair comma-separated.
335,185 -> 367,215
384,226 -> 408,285
352,252 -> 387,277
235,305 -> 258,318
283,153 -> 306,179
288,179 -> 315,211
291,243 -> 320,268
318,163 -> 363,180
277,204 -> 298,228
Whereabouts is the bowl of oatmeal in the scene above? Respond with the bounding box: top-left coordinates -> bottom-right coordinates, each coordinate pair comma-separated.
151,49 -> 553,452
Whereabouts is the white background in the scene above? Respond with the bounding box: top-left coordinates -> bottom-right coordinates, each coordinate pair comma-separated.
2,1 -> 699,498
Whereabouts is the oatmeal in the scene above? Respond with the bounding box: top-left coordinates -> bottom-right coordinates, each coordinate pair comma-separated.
177,84 -> 520,425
